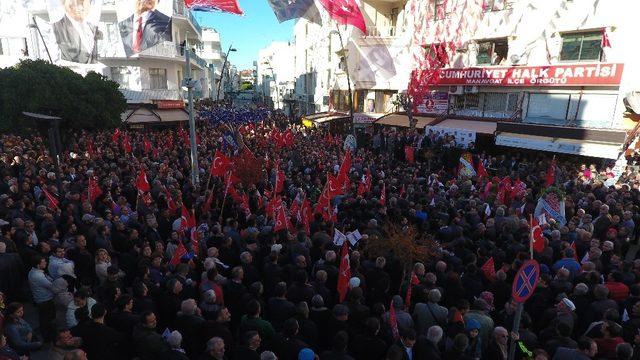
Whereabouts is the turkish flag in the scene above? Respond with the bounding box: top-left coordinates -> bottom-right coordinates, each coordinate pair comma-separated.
476,160 -> 488,179
184,0 -> 244,14
327,173 -> 342,198
273,170 -> 285,194
481,257 -> 496,281
357,171 -> 371,196
88,177 -> 102,203
170,241 -> 188,266
136,168 -> 151,193
165,188 -> 177,212
86,139 -> 94,158
122,135 -> 132,154
190,228 -> 200,256
210,150 -> 232,177
318,0 -> 367,33
181,204 -> 196,230
380,182 -> 386,206
404,146 -> 415,164
42,187 -> 59,210
405,271 -> 420,307
111,128 -> 121,143
283,129 -> 294,147
273,201 -> 289,232
143,137 -> 152,153
337,240 -> 351,302
300,199 -> 311,235
531,217 -> 545,253
389,299 -> 399,341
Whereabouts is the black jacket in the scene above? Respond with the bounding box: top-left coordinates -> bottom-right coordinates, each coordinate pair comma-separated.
132,324 -> 171,360
77,321 -> 123,360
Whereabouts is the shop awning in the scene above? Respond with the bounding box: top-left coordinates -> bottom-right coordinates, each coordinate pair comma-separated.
157,109 -> 189,122
375,114 -> 437,128
433,119 -> 497,135
123,108 -> 160,124
495,132 -> 622,159
302,112 -> 350,127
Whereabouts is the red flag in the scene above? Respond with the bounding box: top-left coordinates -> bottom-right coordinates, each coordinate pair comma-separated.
274,170 -> 285,194
42,187 -> 59,210
404,146 -> 415,164
210,150 -> 232,177
476,160 -> 488,179
481,257 -> 496,281
545,156 -> 556,187
283,129 -> 294,147
531,217 -> 545,253
122,135 -> 132,154
111,128 -> 121,143
273,201 -> 289,232
389,299 -> 400,341
357,171 -> 371,196
143,137 -> 152,154
86,139 -> 94,158
602,28 -> 611,48
181,204 -> 196,230
136,168 -> 150,192
184,0 -> 243,14
337,151 -> 352,193
170,241 -> 188,266
399,184 -> 406,198
318,0 -> 367,33
190,228 -> 199,256
88,177 -> 102,203
327,173 -> 342,198
405,272 -> 420,308
380,182 -> 386,206
337,240 -> 350,302
300,199 -> 311,235
570,241 -> 579,261
165,188 -> 177,212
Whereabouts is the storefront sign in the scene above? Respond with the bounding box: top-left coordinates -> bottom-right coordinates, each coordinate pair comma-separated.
496,133 -> 621,159
156,100 -> 185,109
428,63 -> 623,87
417,92 -> 449,113
353,113 -> 381,124
428,125 -> 476,149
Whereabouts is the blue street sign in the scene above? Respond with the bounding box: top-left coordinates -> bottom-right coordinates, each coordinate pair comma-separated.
512,260 -> 540,303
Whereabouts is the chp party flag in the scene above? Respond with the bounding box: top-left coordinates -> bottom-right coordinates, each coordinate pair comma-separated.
268,0 -> 315,22
318,0 -> 366,33
481,257 -> 496,281
185,0 -> 244,14
42,187 -> 59,210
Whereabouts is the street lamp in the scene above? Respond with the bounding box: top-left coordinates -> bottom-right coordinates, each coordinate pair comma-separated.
217,45 -> 237,102
329,29 -> 355,134
182,32 -> 199,186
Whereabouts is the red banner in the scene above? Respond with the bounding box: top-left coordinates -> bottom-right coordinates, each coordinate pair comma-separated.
427,63 -> 623,87
156,100 -> 185,109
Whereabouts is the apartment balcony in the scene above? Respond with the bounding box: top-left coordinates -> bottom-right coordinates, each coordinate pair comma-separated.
100,41 -> 208,69
364,25 -> 404,38
173,0 -> 202,37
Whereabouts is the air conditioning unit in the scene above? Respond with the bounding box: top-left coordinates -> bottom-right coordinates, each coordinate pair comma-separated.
448,86 -> 464,95
464,86 -> 479,94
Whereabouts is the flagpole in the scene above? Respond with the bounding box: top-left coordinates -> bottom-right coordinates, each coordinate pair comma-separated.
218,171 -> 230,224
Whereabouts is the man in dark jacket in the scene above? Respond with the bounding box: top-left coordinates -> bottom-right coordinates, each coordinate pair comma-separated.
230,331 -> 260,360
175,298 -> 206,358
78,303 -> 123,360
351,318 -> 387,360
132,311 -> 171,360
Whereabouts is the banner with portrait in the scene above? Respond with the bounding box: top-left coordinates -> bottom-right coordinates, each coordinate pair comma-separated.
41,0 -> 172,64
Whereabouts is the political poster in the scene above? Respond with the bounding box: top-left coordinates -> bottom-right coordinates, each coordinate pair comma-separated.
417,91 -> 448,114
45,0 -> 103,64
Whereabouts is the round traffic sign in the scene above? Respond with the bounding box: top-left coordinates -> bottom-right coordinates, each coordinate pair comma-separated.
512,259 -> 540,303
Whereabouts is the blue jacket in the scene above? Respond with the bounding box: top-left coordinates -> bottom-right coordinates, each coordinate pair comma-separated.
5,318 -> 40,354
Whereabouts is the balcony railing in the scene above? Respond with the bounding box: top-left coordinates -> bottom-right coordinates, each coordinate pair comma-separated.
364,25 -> 404,38
136,41 -> 208,68
173,0 -> 203,35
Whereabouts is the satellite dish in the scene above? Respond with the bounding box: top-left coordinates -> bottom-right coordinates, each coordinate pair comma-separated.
510,54 -> 520,64
625,92 -> 640,114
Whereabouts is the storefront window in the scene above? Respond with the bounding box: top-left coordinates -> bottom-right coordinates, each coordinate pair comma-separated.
453,94 -> 480,110
560,32 -> 602,61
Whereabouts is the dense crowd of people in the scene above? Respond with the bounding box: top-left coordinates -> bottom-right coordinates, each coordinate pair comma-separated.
1,107 -> 640,360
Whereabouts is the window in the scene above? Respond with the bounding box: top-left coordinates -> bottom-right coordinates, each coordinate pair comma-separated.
432,0 -> 446,20
560,32 -> 602,62
484,93 -> 518,113
453,94 -> 480,110
110,67 -> 129,88
0,37 -> 26,56
149,68 -> 167,89
476,38 -> 508,65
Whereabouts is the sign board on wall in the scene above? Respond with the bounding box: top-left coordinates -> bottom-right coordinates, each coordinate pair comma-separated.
427,63 -> 624,87
353,113 -> 382,124
156,100 -> 185,109
417,91 -> 448,114
496,133 -> 621,159
427,125 -> 476,149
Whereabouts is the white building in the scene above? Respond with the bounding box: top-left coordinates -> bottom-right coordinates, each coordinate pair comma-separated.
257,41 -> 295,110
197,27 -> 223,101
0,0 -> 222,124
291,0 -> 640,159
292,0 -> 412,129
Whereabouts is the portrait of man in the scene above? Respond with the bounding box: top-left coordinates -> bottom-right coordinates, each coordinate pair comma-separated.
118,0 -> 172,57
52,0 -> 99,64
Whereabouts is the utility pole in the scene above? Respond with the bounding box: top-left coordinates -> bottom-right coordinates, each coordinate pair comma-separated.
183,32 -> 199,186
330,27 -> 355,135
217,44 -> 236,102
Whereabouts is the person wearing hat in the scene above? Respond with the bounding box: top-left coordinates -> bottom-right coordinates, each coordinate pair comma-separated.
464,299 -> 494,348
464,318 -> 482,359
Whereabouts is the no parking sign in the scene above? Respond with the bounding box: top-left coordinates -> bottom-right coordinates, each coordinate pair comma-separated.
512,260 -> 540,303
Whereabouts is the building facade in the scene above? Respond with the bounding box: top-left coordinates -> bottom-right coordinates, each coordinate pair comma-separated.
257,41 -> 296,110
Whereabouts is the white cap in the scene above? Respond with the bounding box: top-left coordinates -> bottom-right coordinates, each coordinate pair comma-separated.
561,298 -> 576,311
